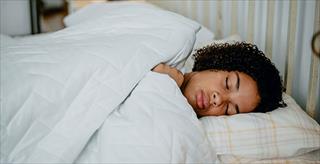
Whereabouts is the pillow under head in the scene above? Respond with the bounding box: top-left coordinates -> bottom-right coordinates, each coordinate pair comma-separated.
200,93 -> 320,159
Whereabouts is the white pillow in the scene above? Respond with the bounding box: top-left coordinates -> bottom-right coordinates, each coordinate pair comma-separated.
64,1 -> 159,26
64,1 -> 200,33
193,26 -> 215,52
200,93 -> 320,159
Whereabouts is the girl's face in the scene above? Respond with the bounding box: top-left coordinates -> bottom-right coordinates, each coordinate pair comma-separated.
181,70 -> 260,117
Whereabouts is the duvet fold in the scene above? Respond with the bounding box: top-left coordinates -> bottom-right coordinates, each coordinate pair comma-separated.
1,6 -> 217,163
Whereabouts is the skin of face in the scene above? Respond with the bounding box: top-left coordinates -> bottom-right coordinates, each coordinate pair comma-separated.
181,70 -> 261,117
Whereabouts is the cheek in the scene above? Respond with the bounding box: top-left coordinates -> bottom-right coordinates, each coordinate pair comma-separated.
198,106 -> 225,116
183,81 -> 205,110
201,76 -> 224,92
184,91 -> 193,104
183,80 -> 199,97
208,106 -> 224,116
182,86 -> 196,108
249,95 -> 261,112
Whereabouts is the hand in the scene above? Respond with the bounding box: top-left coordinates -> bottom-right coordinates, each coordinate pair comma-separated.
152,63 -> 184,87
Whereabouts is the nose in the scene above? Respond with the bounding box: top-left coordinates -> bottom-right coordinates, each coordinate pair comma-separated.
211,91 -> 224,107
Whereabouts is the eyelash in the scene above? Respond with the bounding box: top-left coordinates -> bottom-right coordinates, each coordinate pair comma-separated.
225,77 -> 229,90
225,104 -> 229,115
225,77 -> 229,115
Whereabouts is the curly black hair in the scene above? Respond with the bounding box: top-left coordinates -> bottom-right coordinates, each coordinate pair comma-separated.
192,42 -> 286,113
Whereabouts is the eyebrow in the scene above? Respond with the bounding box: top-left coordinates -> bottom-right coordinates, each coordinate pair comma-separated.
235,72 -> 240,114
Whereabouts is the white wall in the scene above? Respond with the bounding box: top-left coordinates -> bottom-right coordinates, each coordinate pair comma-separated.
290,1 -> 313,109
0,0 -> 31,36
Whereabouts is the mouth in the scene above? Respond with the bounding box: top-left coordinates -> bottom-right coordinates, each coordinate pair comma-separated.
195,90 -> 209,110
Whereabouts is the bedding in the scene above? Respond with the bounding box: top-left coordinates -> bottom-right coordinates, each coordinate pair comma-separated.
0,5 -> 217,163
63,1 -> 202,72
63,1 -> 214,74
75,72 -> 215,163
201,93 -> 320,161
63,1 -> 200,33
64,1 -> 159,26
217,149 -> 320,164
63,1 -> 214,52
1,1 -> 319,163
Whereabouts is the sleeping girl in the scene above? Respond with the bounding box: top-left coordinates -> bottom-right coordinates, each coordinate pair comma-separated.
152,42 -> 287,117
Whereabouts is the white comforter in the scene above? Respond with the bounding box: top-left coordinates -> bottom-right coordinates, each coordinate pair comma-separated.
1,6 -> 216,163
75,72 -> 215,163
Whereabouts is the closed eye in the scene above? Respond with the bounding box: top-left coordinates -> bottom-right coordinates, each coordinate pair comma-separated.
225,77 -> 229,90
224,104 -> 229,115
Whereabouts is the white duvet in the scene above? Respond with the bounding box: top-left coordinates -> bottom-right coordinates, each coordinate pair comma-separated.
75,72 -> 214,163
0,5 -> 216,163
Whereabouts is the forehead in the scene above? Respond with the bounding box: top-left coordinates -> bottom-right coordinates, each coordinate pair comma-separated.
197,69 -> 228,77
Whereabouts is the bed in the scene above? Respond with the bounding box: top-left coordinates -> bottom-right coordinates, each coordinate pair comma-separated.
1,1 -> 319,163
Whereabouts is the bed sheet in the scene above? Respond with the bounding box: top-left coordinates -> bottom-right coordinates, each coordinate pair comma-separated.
216,149 -> 320,164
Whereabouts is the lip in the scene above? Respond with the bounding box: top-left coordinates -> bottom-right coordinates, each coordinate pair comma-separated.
196,90 -> 209,110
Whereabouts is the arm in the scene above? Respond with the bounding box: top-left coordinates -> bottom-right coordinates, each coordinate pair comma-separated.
152,63 -> 184,87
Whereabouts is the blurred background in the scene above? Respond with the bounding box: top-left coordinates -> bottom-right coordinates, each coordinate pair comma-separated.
0,0 -> 107,35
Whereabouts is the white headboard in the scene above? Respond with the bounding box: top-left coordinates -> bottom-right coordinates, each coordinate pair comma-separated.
148,0 -> 320,122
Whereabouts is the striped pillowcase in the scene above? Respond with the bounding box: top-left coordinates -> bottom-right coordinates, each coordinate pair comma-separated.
200,94 -> 320,159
